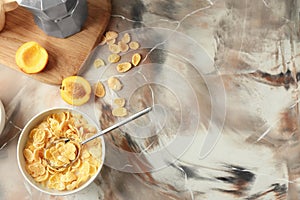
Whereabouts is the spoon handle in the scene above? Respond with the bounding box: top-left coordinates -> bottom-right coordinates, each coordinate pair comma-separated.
81,107 -> 152,145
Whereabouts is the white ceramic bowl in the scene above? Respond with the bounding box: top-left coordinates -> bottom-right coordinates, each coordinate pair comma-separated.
0,100 -> 5,135
17,107 -> 105,196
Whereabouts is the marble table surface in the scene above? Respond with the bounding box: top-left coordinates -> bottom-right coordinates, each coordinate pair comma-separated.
1,0 -> 300,199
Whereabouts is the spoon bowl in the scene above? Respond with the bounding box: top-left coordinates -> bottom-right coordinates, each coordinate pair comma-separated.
44,137 -> 81,169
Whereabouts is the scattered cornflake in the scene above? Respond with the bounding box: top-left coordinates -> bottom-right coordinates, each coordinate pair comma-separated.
112,107 -> 128,117
107,38 -> 116,45
114,98 -> 126,107
121,33 -> 131,44
108,77 -> 123,91
132,53 -> 141,66
108,54 -> 121,63
118,41 -> 129,52
117,62 -> 132,73
94,81 -> 106,98
95,31 -> 145,120
109,44 -> 121,54
93,58 -> 105,68
105,31 -> 118,41
129,41 -> 140,50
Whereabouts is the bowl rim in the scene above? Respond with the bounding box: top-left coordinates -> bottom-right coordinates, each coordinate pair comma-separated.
17,106 -> 105,196
0,100 -> 5,135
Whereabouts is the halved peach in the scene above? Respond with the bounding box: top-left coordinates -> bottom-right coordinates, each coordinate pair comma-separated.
15,41 -> 48,74
60,76 -> 91,106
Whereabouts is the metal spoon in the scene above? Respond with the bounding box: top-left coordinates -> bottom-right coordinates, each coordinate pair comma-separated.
45,107 -> 152,169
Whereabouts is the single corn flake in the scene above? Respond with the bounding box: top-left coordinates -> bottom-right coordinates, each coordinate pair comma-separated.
108,77 -> 123,91
105,31 -> 118,41
44,148 -> 53,160
62,171 -> 77,183
121,33 -> 131,43
117,62 -> 132,73
33,149 -> 43,161
48,174 -> 65,190
79,162 -> 90,177
28,162 -> 46,178
94,81 -> 106,98
82,149 -> 91,159
93,58 -> 105,68
33,129 -> 45,143
57,155 -> 70,164
109,44 -> 121,54
52,112 -> 66,123
112,107 -> 128,117
118,41 -> 129,52
132,53 -> 141,66
129,41 -> 140,50
114,98 -> 126,107
33,141 -> 45,149
108,54 -> 121,63
34,170 -> 49,182
89,164 -> 97,175
65,142 -> 77,153
66,181 -> 78,191
107,38 -> 116,45
64,142 -> 78,161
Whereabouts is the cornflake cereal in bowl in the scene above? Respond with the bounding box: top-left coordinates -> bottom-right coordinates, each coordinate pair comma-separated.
17,108 -> 105,196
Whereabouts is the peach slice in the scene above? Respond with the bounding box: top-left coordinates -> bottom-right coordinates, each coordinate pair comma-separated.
15,41 -> 48,74
60,76 -> 91,106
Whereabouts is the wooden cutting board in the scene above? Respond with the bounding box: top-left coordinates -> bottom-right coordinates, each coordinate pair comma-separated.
0,0 -> 111,85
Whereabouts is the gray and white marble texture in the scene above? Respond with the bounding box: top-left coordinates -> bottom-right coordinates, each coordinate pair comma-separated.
1,0 -> 300,199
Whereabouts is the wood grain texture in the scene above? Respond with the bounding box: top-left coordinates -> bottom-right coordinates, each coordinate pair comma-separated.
0,0 -> 111,85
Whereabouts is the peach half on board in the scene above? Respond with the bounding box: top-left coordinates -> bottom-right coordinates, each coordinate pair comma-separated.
15,41 -> 48,74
